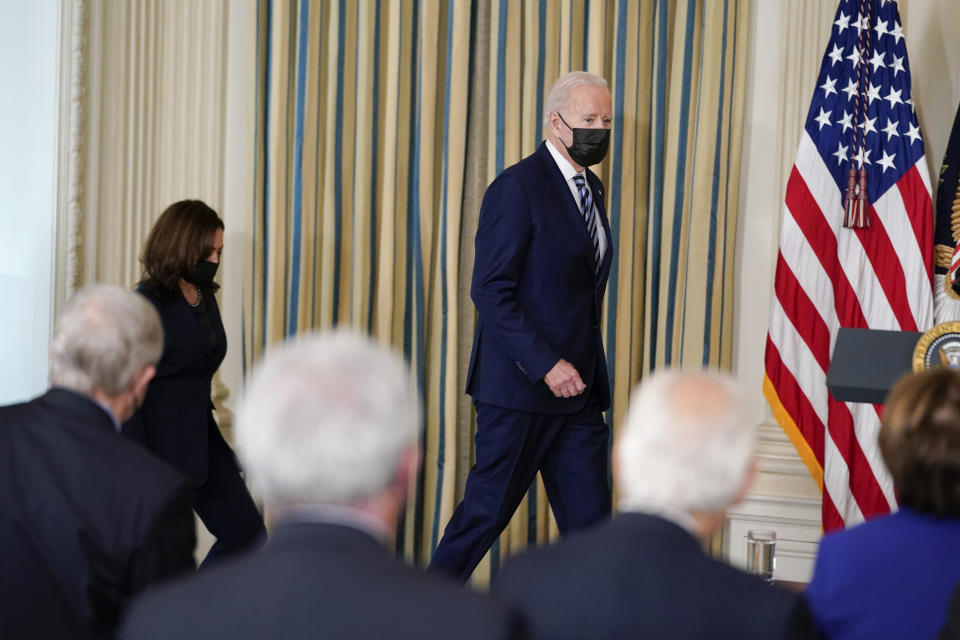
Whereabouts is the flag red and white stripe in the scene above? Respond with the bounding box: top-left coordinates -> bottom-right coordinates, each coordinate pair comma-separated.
763,0 -> 933,532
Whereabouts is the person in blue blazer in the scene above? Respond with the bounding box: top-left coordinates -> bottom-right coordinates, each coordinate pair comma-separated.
430,71 -> 615,582
125,200 -> 265,565
805,367 -> 960,639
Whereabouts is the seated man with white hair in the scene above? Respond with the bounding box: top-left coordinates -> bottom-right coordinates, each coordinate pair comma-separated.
0,284 -> 196,640
494,370 -> 820,639
120,331 -> 522,640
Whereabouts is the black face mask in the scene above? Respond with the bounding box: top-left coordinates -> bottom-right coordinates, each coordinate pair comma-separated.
557,112 -> 610,167
187,260 -> 219,288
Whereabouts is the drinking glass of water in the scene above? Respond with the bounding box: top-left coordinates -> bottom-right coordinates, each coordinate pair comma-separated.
746,529 -> 776,584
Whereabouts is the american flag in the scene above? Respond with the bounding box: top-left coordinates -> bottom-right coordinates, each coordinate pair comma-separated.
763,0 -> 933,532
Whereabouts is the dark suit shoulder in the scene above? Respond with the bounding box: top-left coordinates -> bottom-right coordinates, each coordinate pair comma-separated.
0,392 -> 195,637
135,280 -> 181,310
122,529 -> 521,640
380,561 -> 522,639
484,161 -> 534,202
135,279 -> 160,300
486,144 -> 550,187
478,146 -> 558,228
496,514 -> 806,640
7,392 -> 187,514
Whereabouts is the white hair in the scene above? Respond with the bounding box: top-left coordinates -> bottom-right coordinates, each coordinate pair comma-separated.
236,330 -> 421,506
542,71 -> 609,128
615,369 -> 754,514
50,284 -> 164,396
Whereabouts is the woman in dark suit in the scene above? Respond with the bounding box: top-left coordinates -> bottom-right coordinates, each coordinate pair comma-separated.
805,367 -> 960,639
125,200 -> 265,565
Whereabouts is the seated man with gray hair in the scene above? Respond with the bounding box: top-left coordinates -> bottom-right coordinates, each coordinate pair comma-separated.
121,331 -> 522,640
494,370 -> 820,639
0,285 -> 196,640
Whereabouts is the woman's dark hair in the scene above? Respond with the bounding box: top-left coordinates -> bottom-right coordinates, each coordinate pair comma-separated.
880,367 -> 960,517
139,200 -> 224,293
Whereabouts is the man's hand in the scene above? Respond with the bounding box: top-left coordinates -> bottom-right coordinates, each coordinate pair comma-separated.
543,359 -> 586,398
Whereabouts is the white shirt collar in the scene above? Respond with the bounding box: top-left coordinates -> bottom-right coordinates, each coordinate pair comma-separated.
545,138 -> 582,183
544,138 -> 608,266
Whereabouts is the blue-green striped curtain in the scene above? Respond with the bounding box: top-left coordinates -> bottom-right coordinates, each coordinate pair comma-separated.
250,0 -> 749,584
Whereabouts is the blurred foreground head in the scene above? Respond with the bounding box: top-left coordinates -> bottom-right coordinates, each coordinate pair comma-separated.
615,369 -> 754,524
880,368 -> 960,517
236,331 -> 421,512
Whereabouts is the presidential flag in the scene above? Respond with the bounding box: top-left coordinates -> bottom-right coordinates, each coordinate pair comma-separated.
935,101 -> 960,320
763,0 -> 933,532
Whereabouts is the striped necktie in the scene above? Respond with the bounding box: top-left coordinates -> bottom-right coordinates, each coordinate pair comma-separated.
573,173 -> 600,271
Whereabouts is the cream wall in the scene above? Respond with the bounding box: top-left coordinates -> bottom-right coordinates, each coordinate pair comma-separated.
0,1 -> 60,405
729,0 -> 960,581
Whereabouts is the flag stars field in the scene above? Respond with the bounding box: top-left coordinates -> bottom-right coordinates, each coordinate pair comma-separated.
816,108 -> 833,130
821,76 -> 838,99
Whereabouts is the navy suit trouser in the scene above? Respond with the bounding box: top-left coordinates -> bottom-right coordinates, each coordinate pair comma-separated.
429,400 -> 611,583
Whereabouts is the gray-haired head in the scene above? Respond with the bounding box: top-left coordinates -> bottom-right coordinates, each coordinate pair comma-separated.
49,284 -> 164,396
542,71 -> 609,129
236,330 -> 421,507
615,369 -> 754,514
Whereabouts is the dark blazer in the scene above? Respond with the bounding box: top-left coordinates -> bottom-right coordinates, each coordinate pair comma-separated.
121,522 -> 523,640
0,388 -> 196,639
125,280 -> 227,486
466,142 -> 613,415
939,581 -> 960,640
494,512 -> 818,640
806,508 -> 960,640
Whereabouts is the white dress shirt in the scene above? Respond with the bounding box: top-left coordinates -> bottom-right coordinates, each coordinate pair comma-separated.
545,139 -> 608,264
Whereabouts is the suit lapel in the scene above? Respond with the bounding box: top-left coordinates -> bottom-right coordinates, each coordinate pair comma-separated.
535,143 -> 598,274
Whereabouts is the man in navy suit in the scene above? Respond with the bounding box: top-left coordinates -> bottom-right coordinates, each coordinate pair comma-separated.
430,71 -> 615,582
494,371 -> 820,639
0,285 -> 195,639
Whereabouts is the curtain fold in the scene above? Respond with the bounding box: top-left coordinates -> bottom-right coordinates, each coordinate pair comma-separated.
252,0 -> 749,583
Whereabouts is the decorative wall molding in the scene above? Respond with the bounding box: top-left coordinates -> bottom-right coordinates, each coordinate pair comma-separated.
54,0 -> 89,316
725,494 -> 822,583
755,423 -> 814,477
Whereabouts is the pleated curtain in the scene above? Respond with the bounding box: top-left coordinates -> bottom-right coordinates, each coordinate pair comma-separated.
251,0 -> 749,584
